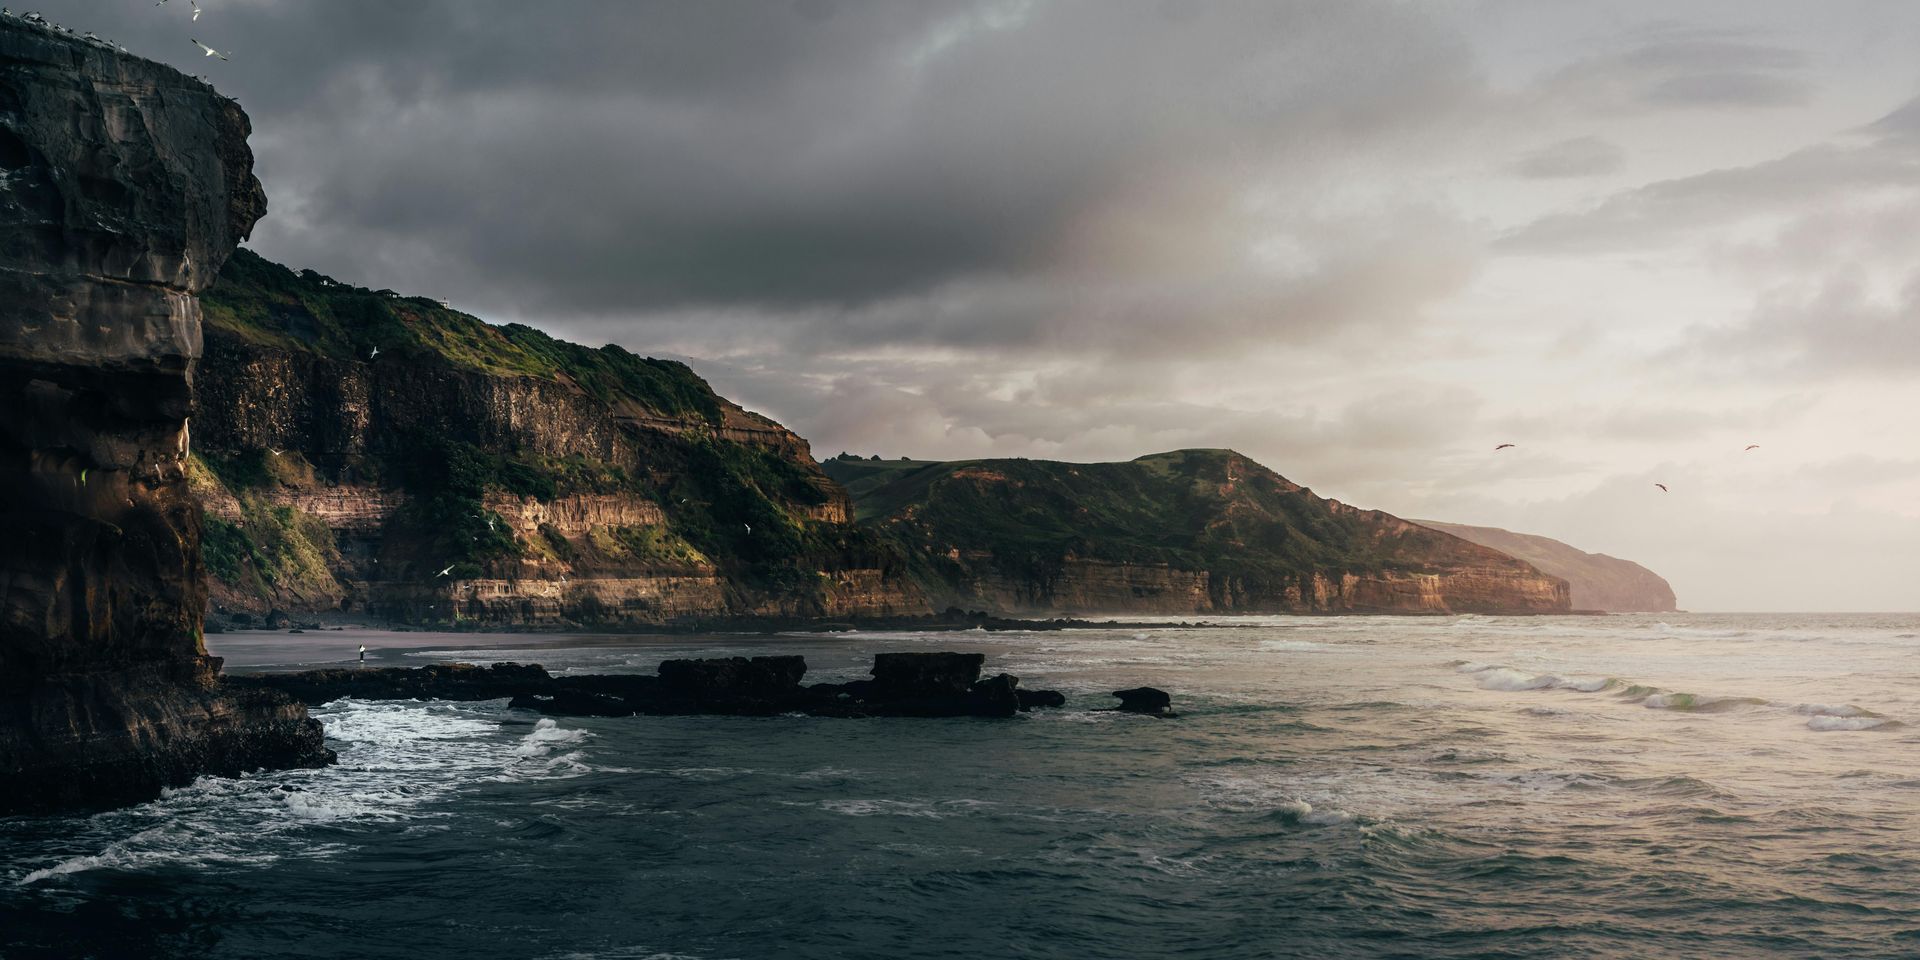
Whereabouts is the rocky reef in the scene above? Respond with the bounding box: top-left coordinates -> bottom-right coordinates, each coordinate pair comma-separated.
187,250 -> 929,628
229,651 -> 1066,719
0,18 -> 330,814
823,450 -> 1572,616
1413,520 -> 1677,612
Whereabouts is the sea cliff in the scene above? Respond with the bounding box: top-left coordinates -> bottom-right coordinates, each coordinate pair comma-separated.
0,17 -> 330,813
1412,520 -> 1678,613
189,251 -> 929,628
823,451 -> 1572,616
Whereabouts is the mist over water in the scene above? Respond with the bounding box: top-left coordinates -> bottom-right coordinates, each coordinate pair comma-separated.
5,614 -> 1920,959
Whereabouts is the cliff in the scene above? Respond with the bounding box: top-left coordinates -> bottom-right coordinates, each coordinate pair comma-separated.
188,250 -> 928,627
822,451 -> 1571,616
0,16 -> 330,813
1411,520 -> 1677,612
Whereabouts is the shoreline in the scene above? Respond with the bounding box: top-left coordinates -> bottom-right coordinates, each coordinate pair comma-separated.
208,606 -> 1626,642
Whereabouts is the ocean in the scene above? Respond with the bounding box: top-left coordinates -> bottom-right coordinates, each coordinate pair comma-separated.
4,613 -> 1919,959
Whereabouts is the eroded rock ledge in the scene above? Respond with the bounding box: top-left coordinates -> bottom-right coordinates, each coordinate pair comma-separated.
229,651 -> 1069,719
0,16 -> 330,815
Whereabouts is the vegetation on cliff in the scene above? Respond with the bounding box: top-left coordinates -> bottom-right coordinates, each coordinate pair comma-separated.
823,450 -> 1569,614
192,250 -> 912,624
202,249 -> 723,423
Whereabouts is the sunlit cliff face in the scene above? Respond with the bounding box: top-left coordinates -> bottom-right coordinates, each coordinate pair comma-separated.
31,0 -> 1920,610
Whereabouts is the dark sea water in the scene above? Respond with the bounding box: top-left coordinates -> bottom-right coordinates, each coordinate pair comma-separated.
6,614 -> 1920,959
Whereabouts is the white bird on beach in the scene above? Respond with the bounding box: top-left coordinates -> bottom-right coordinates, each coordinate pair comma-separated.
191,38 -> 228,60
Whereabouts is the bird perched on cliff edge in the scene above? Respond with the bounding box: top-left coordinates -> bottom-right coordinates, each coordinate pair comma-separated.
191,38 -> 228,60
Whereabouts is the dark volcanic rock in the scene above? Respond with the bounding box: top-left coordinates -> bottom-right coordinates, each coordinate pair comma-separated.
1112,687 -> 1175,716
871,651 -> 985,697
246,652 -> 1067,720
1018,689 -> 1068,709
0,17 -> 329,814
229,662 -> 555,704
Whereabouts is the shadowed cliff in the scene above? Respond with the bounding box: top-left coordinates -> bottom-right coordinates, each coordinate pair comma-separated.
0,16 -> 330,813
187,250 -> 928,627
1412,520 -> 1678,613
823,451 -> 1572,616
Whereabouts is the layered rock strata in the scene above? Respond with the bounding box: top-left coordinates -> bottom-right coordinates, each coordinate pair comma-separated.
188,250 -> 929,627
1413,520 -> 1678,612
0,17 -> 330,814
823,450 -> 1571,616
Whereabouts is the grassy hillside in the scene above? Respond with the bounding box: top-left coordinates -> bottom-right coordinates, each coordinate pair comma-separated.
202,249 -> 723,422
822,449 -> 1520,598
193,251 -> 892,620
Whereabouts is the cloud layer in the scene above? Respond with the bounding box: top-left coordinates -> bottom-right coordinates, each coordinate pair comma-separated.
32,0 -> 1920,610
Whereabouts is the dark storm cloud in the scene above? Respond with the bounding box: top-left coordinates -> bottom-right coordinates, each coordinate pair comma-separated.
36,0 -> 1485,349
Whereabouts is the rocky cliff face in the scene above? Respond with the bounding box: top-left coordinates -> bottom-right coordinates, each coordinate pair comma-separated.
188,251 -> 926,627
823,451 -> 1571,616
0,17 -> 330,813
1412,520 -> 1678,613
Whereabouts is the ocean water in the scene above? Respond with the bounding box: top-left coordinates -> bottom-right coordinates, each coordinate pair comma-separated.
6,613 -> 1920,959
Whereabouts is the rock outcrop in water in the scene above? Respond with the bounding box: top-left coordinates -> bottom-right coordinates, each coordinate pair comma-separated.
186,250 -> 929,628
0,17 -> 331,814
822,451 -> 1571,616
230,651 -> 1065,719
1412,520 -> 1677,612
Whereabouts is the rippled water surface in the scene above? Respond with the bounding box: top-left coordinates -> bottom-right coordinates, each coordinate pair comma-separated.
6,613 -> 1920,959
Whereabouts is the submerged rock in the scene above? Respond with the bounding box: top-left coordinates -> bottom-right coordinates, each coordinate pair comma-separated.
0,17 -> 329,814
1112,687 -> 1176,716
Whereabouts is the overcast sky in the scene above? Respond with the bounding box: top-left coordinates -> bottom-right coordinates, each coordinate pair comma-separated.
39,0 -> 1920,611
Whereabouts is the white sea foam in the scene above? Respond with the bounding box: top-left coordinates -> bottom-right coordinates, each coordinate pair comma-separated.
1794,703 -> 1895,731
1462,664 -> 1614,693
1806,715 -> 1893,731
810,798 -> 997,819
17,700 -> 593,886
1260,640 -> 1327,652
513,718 -> 591,757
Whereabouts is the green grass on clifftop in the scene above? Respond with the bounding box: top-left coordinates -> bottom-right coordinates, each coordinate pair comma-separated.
823,449 -> 1471,592
202,249 -> 722,423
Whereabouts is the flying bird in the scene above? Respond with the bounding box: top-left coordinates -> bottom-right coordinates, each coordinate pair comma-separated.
191,0 -> 200,20
436,564 -> 455,577
743,523 -> 752,534
1494,443 -> 1515,451
191,38 -> 228,60
1654,483 -> 1668,493
1744,444 -> 1760,451
368,346 -> 380,359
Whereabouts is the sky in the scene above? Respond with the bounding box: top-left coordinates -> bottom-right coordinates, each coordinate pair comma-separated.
33,0 -> 1920,611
